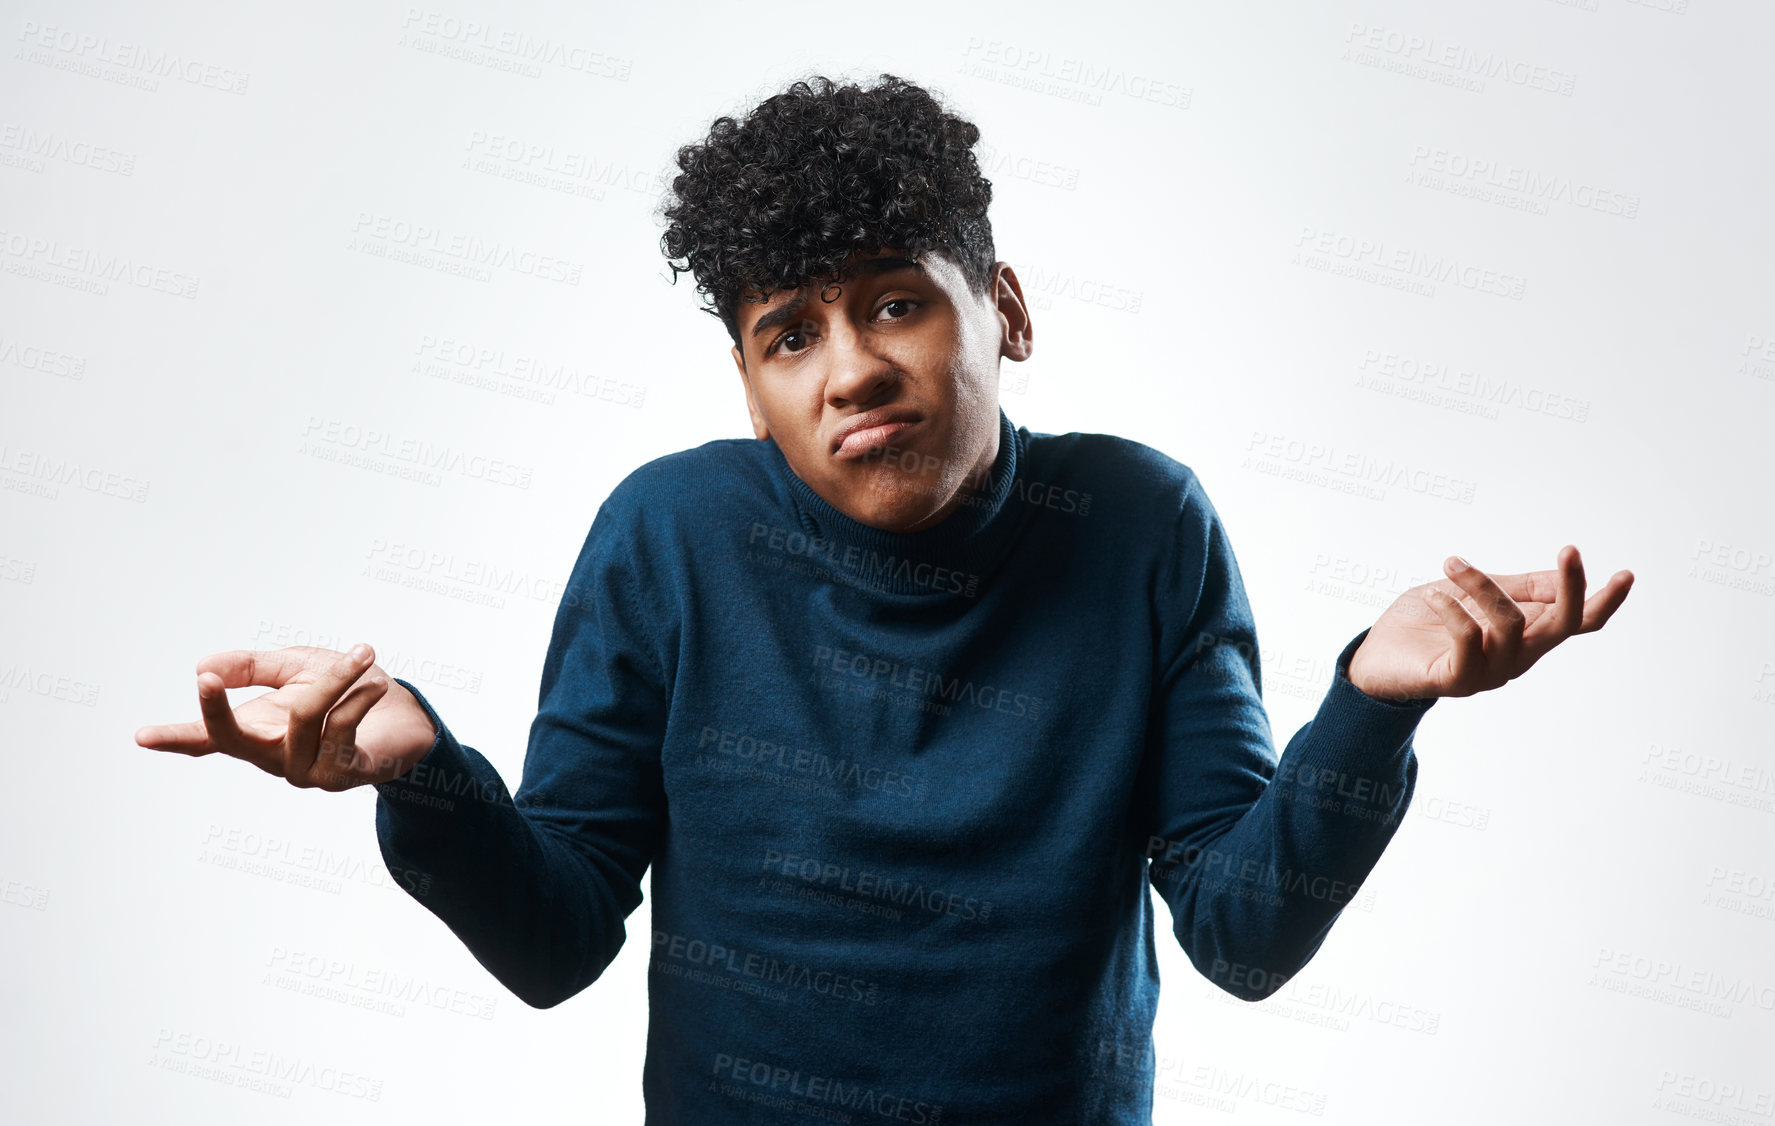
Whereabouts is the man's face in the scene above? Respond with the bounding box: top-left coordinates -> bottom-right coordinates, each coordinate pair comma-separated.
730,247 -> 1033,534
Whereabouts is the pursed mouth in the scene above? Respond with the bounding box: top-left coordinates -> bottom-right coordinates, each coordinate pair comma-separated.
831,410 -> 924,460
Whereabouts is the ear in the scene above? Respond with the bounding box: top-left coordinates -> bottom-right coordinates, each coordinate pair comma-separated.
733,344 -> 770,440
990,262 -> 1034,363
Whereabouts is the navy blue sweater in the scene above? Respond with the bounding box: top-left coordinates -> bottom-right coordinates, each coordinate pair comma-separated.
374,407 -> 1436,1123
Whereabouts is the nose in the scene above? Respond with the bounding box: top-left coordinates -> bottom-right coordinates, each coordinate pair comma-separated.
822,318 -> 898,408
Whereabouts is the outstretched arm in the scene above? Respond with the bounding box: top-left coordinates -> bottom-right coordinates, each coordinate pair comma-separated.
1143,476 -> 1632,1002
137,497 -> 671,1010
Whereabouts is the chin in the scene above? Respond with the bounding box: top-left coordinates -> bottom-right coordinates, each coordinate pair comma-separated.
857,465 -> 945,509
842,484 -> 940,531
851,498 -> 924,531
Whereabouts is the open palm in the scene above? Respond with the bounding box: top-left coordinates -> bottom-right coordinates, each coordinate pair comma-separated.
135,644 -> 438,790
1347,545 -> 1633,701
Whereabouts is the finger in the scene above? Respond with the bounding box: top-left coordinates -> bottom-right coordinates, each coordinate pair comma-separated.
285,644 -> 376,781
1556,545 -> 1585,636
136,668 -> 251,756
135,720 -> 213,755
195,646 -> 338,689
196,670 -> 291,776
309,676 -> 390,790
196,671 -> 245,749
1421,587 -> 1483,690
1576,569 -> 1634,634
1524,545 -> 1585,650
1474,569 -> 1562,604
1443,557 -> 1526,663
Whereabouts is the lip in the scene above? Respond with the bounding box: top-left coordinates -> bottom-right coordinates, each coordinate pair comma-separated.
832,408 -> 924,460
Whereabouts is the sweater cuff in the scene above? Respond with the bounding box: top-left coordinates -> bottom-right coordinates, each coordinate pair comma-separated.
1287,628 -> 1436,778
373,677 -> 503,821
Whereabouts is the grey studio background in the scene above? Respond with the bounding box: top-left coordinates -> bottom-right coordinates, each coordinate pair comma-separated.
2,0 -> 1772,1122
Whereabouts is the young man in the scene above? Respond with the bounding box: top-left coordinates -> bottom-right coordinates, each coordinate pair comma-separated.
138,74 -> 1632,1123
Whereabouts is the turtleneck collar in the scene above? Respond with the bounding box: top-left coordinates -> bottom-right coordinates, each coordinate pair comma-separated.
765,407 -> 1027,599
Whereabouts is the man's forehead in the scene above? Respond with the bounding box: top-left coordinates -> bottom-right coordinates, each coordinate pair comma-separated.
739,249 -> 936,308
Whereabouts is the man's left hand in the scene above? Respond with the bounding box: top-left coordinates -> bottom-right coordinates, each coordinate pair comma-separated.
1346,545 -> 1633,701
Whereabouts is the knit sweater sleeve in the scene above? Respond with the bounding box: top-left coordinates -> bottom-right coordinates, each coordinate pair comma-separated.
371,498 -> 671,1009
1142,471 -> 1436,1002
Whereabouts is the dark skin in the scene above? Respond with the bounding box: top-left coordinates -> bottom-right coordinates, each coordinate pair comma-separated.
135,244 -> 1633,783
1348,549 -> 1632,700
729,248 -> 1031,533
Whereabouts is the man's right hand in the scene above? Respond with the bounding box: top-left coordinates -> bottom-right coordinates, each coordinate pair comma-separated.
135,644 -> 440,791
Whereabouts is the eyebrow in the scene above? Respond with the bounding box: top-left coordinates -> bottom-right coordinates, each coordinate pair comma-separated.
748,256 -> 926,340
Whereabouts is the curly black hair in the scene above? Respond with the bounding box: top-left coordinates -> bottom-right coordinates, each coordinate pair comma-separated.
657,73 -> 996,346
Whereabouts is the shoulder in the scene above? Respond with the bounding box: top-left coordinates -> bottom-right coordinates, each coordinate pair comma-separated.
1022,427 -> 1210,518
600,436 -> 779,523
564,437 -> 779,583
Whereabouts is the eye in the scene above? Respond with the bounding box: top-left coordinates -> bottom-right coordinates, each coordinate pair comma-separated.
767,328 -> 811,358
878,298 -> 918,320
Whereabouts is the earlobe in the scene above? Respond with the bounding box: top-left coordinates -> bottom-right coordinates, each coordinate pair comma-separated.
993,262 -> 1034,363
